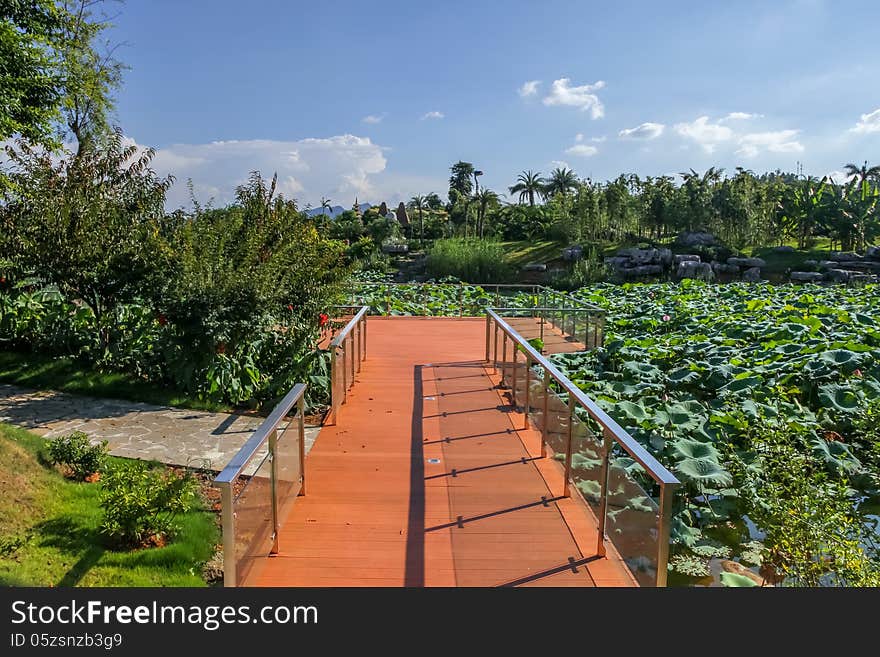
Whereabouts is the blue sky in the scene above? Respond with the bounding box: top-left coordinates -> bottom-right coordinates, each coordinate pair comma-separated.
110,0 -> 880,209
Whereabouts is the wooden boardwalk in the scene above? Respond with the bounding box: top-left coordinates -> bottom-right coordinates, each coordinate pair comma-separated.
254,317 -> 634,587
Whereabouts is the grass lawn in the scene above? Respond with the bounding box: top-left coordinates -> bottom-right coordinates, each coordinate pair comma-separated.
499,240 -> 566,267
0,350 -> 229,413
0,423 -> 219,587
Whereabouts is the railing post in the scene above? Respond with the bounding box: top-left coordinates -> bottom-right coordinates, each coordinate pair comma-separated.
541,373 -> 549,458
511,345 -> 518,407
363,316 -> 368,359
269,428 -> 279,555
298,396 -> 307,497
459,282 -> 464,318
341,345 -> 347,405
356,320 -> 362,373
349,333 -> 356,387
523,355 -> 530,430
596,428 -> 613,558
563,393 -> 574,497
220,481 -> 236,587
485,313 -> 490,362
493,323 -> 499,371
501,332 -> 508,388
656,482 -> 677,587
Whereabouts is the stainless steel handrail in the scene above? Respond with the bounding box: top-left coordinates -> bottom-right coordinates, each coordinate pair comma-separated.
213,382 -> 308,587
329,305 -> 368,424
486,309 -> 679,586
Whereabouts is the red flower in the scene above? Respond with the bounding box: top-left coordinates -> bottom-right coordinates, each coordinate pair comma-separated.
854,369 -> 862,378
156,313 -> 168,326
319,313 -> 329,327
0,276 -> 6,284
287,304 -> 294,311
216,342 -> 226,354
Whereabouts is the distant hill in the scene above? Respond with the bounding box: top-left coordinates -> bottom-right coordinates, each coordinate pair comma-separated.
306,203 -> 372,219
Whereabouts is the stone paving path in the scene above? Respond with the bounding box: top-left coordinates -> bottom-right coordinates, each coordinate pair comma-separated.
0,384 -> 320,471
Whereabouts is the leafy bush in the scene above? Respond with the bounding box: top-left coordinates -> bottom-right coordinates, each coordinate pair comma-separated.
99,460 -> 196,549
46,431 -> 107,480
426,239 -> 514,283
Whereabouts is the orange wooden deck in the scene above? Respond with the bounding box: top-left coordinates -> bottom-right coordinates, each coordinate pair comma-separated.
254,317 -> 634,587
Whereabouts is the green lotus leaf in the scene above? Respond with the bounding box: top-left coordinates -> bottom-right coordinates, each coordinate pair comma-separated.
676,457 -> 733,486
672,438 -> 720,462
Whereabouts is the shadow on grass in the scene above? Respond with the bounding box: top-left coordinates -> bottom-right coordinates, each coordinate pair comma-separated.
34,516 -> 107,588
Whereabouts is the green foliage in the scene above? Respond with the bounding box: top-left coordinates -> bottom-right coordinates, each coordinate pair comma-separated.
99,460 -> 196,549
426,238 -> 514,282
0,0 -> 62,146
46,430 -> 107,480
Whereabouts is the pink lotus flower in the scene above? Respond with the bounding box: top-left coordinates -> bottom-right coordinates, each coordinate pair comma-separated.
662,314 -> 671,322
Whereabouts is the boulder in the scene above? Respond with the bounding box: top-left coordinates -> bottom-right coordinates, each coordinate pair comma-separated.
658,248 -> 673,267
803,259 -> 819,268
676,261 -> 714,281
818,260 -> 837,270
711,261 -> 740,274
561,245 -> 583,261
867,245 -> 880,260
618,248 -> 660,266
604,256 -> 630,271
829,251 -> 862,262
676,231 -> 717,247
825,268 -> 853,283
833,260 -> 880,272
621,264 -> 663,278
727,256 -> 766,268
790,271 -> 823,283
674,254 -> 701,266
522,262 -> 547,272
742,266 -> 761,282
773,245 -> 795,253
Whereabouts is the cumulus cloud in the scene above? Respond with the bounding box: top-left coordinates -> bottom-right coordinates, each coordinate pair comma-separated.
591,136 -> 606,142
549,160 -> 571,170
852,108 -> 880,134
421,111 -> 444,120
736,130 -> 804,157
825,170 -> 856,184
618,122 -> 665,140
543,78 -> 606,118
674,116 -> 733,152
565,144 -> 598,157
361,114 -> 385,124
518,80 -> 540,97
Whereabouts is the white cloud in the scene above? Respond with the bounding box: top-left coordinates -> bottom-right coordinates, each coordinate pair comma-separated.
825,170 -> 856,184
518,80 -> 540,97
591,136 -> 606,142
721,112 -> 762,122
361,114 -> 385,124
549,160 -> 571,170
618,122 -> 665,140
674,116 -> 734,152
565,144 -> 598,157
543,78 -> 606,119
140,134 -> 392,209
736,130 -> 804,157
575,133 -> 584,142
421,111 -> 444,120
852,108 -> 880,134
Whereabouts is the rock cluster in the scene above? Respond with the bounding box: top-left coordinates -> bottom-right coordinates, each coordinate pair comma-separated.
790,248 -> 880,284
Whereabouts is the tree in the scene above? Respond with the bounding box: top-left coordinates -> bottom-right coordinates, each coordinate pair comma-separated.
844,161 -> 880,186
56,0 -> 127,156
474,188 -> 500,239
320,196 -> 332,215
424,192 -> 443,210
408,194 -> 428,242
544,167 -> 579,200
0,0 -> 63,146
0,130 -> 172,353
448,160 -> 475,202
509,170 -> 545,206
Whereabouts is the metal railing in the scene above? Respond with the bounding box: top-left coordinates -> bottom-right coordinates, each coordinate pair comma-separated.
213,383 -> 307,587
351,281 -> 605,351
486,309 -> 680,587
329,305 -> 368,424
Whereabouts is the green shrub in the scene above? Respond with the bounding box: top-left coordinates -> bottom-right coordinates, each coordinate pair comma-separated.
426,238 -> 514,283
99,460 -> 196,549
46,431 -> 107,480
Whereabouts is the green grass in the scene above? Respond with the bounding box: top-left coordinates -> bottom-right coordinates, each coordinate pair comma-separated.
498,240 -> 566,267
0,423 -> 218,587
0,350 -> 229,412
747,239 -> 835,274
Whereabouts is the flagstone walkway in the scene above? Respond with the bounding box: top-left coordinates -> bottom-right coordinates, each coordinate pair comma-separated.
0,384 -> 320,471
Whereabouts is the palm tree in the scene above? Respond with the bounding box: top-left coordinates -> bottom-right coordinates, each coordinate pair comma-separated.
844,161 -> 880,185
320,196 -> 332,216
544,167 -> 579,200
448,161 -> 475,201
509,170 -> 545,206
408,194 -> 429,243
474,188 -> 500,239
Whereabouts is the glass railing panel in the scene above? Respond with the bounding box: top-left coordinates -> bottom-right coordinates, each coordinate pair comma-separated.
231,452 -> 274,586
568,413 -> 605,513
274,417 -> 303,524
604,442 -> 661,587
